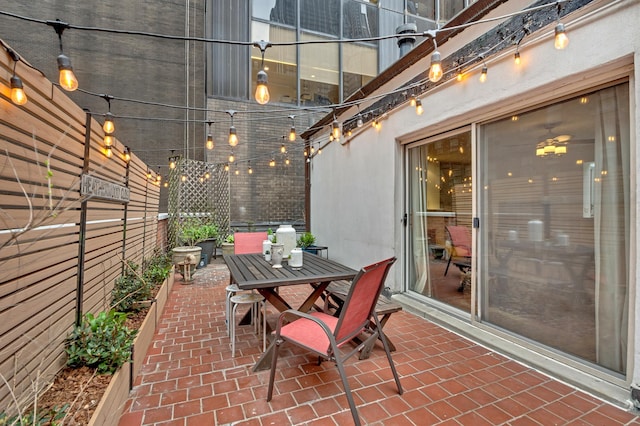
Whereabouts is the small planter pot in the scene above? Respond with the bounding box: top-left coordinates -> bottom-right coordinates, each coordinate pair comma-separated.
221,242 -> 235,256
196,238 -> 217,264
171,246 -> 202,281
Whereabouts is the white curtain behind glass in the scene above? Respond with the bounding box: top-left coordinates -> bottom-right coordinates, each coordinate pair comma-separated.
411,148 -> 430,295
594,84 -> 630,372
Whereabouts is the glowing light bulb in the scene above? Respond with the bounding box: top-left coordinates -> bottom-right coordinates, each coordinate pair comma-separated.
10,76 -> 27,105
103,113 -> 115,134
254,70 -> 270,104
554,23 -> 569,50
428,51 -> 443,83
57,54 -> 78,91
228,127 -> 238,147
479,66 -> 488,83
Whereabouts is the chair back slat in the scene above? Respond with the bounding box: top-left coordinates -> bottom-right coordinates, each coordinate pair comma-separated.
234,232 -> 268,254
334,257 -> 396,345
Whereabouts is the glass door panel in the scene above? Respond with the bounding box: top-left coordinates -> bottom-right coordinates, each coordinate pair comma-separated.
478,83 -> 629,373
407,132 -> 472,312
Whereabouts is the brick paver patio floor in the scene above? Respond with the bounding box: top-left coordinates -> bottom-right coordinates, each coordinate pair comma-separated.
117,259 -> 640,425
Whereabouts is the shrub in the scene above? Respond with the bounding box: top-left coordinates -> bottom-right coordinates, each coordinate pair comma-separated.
142,252 -> 172,287
66,310 -> 137,374
111,261 -> 151,312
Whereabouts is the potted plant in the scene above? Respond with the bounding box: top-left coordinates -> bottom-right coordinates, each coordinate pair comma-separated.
267,228 -> 275,242
297,232 -> 320,254
221,234 -> 235,256
171,218 -> 205,274
195,223 -> 219,266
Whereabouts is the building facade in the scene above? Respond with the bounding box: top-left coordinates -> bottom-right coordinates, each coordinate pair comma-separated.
306,0 -> 640,410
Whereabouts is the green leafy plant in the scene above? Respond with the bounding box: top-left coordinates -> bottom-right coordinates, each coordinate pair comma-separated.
297,232 -> 316,249
142,252 -> 172,287
66,310 -> 137,374
111,261 -> 151,312
224,234 -> 234,243
0,404 -> 69,426
179,219 -> 218,246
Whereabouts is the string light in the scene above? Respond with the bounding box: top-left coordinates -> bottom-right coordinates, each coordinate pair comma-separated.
415,99 -> 423,116
7,49 -> 27,105
253,41 -> 272,105
227,110 -> 238,147
206,121 -> 214,150
514,50 -> 521,65
479,63 -> 488,83
228,151 -> 235,163
48,19 -> 78,91
101,95 -> 115,133
123,146 -> 131,163
269,158 -> 276,167
427,33 -> 443,83
288,115 -> 296,141
331,117 -> 340,141
248,161 -> 253,174
554,2 -> 569,50
554,23 -> 569,50
105,146 -> 112,158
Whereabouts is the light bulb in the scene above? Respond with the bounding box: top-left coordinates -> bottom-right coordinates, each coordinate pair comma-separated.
254,70 -> 270,104
10,76 -> 27,105
104,134 -> 114,147
57,54 -> 78,91
229,153 -> 235,163
332,119 -> 340,140
228,126 -> 238,147
514,51 -> 521,65
103,113 -> 115,133
554,23 -> 569,50
169,159 -> 176,169
428,51 -> 443,83
415,99 -> 423,116
288,126 -> 296,142
479,66 -> 488,83
280,144 -> 286,154
123,147 -> 131,163
105,146 -> 112,158
206,134 -> 214,150
410,96 -> 416,107
357,114 -> 363,128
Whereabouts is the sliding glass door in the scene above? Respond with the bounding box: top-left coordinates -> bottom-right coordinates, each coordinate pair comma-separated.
478,83 -> 630,373
407,131 -> 472,312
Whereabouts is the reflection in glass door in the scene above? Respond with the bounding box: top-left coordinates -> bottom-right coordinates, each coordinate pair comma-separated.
407,131 -> 472,311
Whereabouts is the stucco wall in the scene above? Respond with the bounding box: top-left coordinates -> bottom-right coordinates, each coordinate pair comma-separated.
309,0 -> 640,402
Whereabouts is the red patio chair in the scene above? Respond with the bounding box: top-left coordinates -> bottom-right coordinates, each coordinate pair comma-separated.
444,225 -> 472,276
233,231 -> 267,254
266,257 -> 403,426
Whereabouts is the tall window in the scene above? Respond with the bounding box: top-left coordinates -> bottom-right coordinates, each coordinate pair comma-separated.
478,83 -> 630,373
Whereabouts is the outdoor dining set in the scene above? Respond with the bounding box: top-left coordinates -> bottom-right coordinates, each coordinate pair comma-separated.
218,231 -> 404,426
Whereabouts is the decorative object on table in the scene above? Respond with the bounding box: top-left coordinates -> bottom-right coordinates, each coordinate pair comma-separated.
297,231 -> 317,253
528,219 -> 544,242
289,248 -> 303,269
221,234 -> 235,256
275,224 -> 296,258
270,243 -> 284,268
263,240 -> 272,261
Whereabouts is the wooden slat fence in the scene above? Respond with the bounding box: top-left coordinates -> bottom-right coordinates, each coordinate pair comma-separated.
0,42 -> 161,412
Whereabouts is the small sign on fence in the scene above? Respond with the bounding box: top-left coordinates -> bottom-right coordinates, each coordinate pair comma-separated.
81,174 -> 130,202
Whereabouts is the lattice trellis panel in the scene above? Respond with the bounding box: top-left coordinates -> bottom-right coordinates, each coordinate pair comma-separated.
167,158 -> 230,249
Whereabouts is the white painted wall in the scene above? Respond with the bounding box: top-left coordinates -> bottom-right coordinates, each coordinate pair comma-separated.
309,0 -> 640,403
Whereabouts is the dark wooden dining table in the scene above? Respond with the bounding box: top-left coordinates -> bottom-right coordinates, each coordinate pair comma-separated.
224,251 -> 358,371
